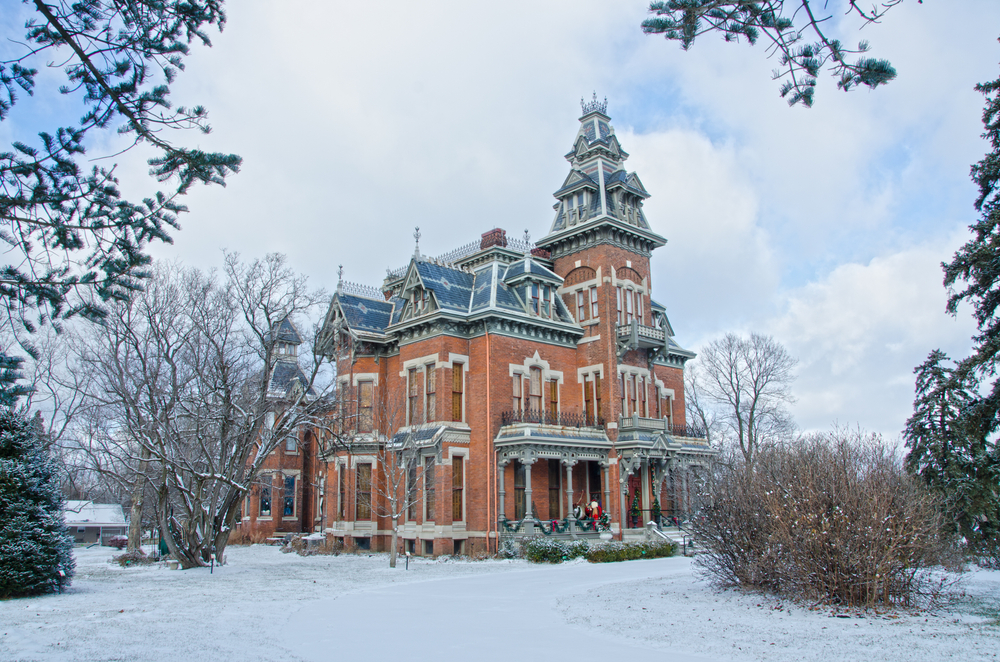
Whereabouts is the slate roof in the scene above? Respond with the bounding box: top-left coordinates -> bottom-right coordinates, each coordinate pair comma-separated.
270,317 -> 302,344
268,358 -> 315,398
414,262 -> 474,312
338,293 -> 395,335
502,258 -> 562,285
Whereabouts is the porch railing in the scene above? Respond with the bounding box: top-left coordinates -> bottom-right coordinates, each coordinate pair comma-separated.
500,409 -> 604,428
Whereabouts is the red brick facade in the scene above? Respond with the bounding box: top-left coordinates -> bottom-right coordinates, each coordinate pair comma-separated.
237,102 -> 713,553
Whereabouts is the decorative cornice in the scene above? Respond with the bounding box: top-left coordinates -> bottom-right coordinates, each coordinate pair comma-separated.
537,218 -> 666,260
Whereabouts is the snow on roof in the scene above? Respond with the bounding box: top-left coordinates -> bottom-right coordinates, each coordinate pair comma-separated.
64,500 -> 126,526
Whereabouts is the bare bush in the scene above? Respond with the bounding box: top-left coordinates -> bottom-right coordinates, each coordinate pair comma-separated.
693,429 -> 952,609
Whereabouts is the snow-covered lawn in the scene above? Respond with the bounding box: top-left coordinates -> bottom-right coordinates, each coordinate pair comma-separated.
1,545 -> 998,661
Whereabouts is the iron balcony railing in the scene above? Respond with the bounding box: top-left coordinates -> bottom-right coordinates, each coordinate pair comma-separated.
618,413 -> 707,439
500,409 -> 604,428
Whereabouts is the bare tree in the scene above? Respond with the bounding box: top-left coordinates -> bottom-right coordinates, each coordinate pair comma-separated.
73,256 -> 334,568
694,332 -> 797,466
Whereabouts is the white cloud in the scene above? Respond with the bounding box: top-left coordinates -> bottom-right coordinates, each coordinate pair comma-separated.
766,234 -> 977,438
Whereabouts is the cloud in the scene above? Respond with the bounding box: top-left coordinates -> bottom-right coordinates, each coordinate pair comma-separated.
766,234 -> 977,438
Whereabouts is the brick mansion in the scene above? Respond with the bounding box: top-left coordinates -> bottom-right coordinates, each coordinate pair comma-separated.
239,97 -> 714,555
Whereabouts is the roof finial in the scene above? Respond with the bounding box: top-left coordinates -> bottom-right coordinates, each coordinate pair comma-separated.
581,91 -> 608,116
336,264 -> 343,294
413,226 -> 422,259
523,229 -> 531,249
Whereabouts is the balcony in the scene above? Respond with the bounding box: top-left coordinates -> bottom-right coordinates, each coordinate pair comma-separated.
616,319 -> 667,356
618,413 -> 708,441
500,409 -> 603,428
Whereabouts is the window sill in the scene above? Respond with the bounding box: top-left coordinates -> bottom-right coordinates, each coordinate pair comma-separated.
258,516 -> 272,521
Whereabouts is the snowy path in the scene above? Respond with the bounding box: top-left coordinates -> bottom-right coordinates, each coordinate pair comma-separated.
278,556 -> 711,661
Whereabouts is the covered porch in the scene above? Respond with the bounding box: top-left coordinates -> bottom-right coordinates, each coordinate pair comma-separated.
616,414 -> 715,538
495,416 -> 613,538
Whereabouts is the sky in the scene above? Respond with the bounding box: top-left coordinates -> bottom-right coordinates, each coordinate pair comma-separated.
3,1 -> 1000,440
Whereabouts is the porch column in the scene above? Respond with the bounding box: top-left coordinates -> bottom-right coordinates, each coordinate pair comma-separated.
522,457 -> 536,535
602,462 -> 611,525
497,459 -> 507,520
681,464 -> 689,517
523,458 -> 535,519
564,460 -> 577,535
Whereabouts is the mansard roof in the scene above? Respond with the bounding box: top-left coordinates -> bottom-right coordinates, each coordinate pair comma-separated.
337,293 -> 395,335
267,357 -> 315,399
413,261 -> 475,312
270,317 -> 303,345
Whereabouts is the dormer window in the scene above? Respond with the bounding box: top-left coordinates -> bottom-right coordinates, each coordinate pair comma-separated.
408,287 -> 432,318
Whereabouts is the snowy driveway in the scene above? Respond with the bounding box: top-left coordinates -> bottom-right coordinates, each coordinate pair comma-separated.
2,545 -> 997,661
279,556 -> 712,662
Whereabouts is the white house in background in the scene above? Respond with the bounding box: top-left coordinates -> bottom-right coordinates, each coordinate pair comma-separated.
64,500 -> 126,545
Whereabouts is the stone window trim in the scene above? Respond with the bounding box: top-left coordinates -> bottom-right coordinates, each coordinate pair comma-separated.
349,373 -> 379,387
446,353 -> 469,423
509,352 -> 564,414
398,353 -> 442,375
447,448 -> 469,524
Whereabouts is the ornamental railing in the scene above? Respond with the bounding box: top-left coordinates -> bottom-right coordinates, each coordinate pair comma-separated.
339,280 -> 384,300
500,409 -> 604,428
615,320 -> 666,343
618,414 -> 706,439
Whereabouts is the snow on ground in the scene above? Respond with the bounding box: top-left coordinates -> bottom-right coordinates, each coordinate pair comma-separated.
1,545 -> 997,662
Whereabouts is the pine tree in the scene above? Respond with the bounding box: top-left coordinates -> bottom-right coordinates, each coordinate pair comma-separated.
903,351 -> 996,543
919,49 -> 1000,561
0,408 -> 75,598
0,1 -> 241,402
641,1 -> 901,106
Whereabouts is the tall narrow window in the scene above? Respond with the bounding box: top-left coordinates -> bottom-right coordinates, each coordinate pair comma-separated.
576,290 -> 586,321
424,457 -> 436,522
285,434 -> 297,453
616,286 -> 623,324
542,285 -> 551,317
407,367 -> 418,425
451,364 -> 463,422
620,373 -> 627,415
452,456 -> 464,522
656,387 -> 662,419
283,475 -> 295,517
425,365 -> 436,423
590,286 -> 599,318
640,376 -> 648,417
358,381 -> 373,432
528,367 -> 542,412
548,459 -> 560,520
356,463 -> 372,520
584,377 -> 594,425
636,291 -> 644,324
626,289 -> 634,324
407,460 -> 418,521
259,484 -> 271,517
532,285 -> 540,315
595,375 -> 602,421
512,375 -> 522,411
549,379 -> 558,415
630,374 -> 638,416
338,465 -> 346,519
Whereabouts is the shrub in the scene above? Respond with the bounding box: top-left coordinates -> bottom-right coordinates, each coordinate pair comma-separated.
693,430 -> 951,609
107,536 -> 128,550
586,540 -> 675,563
523,537 -> 589,563
113,549 -> 153,567
283,534 -> 343,556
